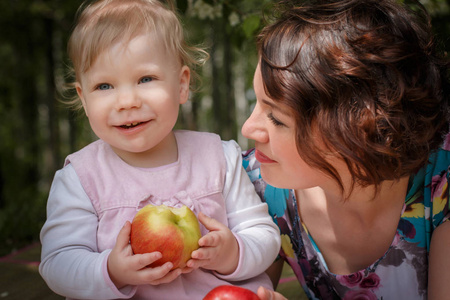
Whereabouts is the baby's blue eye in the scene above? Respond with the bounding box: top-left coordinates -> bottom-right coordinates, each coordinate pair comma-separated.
140,77 -> 153,84
97,83 -> 112,90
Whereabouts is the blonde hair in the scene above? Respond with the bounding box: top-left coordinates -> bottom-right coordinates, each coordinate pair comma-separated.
64,0 -> 207,109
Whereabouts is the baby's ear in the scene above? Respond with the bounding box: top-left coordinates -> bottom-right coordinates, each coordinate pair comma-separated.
179,66 -> 190,104
75,83 -> 88,116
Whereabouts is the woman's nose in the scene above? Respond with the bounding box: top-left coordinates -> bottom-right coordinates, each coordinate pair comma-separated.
241,104 -> 268,143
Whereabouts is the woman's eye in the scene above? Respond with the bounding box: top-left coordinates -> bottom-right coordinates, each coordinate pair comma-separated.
97,83 -> 112,90
268,113 -> 285,127
139,76 -> 153,84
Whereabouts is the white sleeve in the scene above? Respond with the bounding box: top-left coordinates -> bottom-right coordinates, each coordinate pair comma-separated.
39,164 -> 136,299
217,140 -> 281,281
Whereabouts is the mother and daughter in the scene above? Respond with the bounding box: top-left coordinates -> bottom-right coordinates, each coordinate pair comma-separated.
40,0 -> 449,299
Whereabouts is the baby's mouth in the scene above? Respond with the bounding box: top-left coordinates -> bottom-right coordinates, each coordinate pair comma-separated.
120,122 -> 143,129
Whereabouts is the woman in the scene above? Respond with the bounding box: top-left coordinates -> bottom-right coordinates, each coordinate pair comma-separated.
241,0 -> 450,299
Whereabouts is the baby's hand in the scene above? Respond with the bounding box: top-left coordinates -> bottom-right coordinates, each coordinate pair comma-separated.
107,221 -> 182,289
186,212 -> 239,275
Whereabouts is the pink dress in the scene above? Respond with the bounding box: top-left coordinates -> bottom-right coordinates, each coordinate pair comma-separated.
40,130 -> 280,299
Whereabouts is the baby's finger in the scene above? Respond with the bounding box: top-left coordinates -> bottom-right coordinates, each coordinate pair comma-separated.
115,221 -> 132,249
198,232 -> 219,247
187,247 -> 217,268
198,212 -> 226,232
137,262 -> 174,284
148,267 -> 182,285
191,244 -> 219,261
185,258 -> 210,269
179,266 -> 195,274
190,248 -> 205,260
131,252 -> 163,270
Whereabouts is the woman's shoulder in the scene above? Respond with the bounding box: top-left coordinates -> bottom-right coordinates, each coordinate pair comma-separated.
405,147 -> 450,231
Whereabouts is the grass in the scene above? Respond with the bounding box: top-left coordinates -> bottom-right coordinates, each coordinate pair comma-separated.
0,243 -> 63,300
277,262 -> 308,300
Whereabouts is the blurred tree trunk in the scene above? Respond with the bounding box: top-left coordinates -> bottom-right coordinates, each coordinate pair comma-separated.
15,11 -> 40,189
222,27 -> 236,141
0,160 -> 3,209
211,23 -> 222,135
210,17 -> 237,141
44,16 -> 61,173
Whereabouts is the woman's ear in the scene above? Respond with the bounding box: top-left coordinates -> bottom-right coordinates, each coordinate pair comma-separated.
178,65 -> 190,105
75,82 -> 88,116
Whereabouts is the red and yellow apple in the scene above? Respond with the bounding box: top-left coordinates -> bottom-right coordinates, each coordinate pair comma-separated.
130,204 -> 201,270
203,285 -> 260,300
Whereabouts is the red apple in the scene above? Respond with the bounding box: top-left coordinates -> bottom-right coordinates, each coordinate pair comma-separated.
203,285 -> 260,300
130,204 -> 201,270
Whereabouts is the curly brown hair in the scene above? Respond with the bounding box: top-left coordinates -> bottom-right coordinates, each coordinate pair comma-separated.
258,0 -> 450,190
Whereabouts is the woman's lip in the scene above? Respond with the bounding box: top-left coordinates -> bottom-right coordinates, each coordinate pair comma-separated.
255,149 -> 276,163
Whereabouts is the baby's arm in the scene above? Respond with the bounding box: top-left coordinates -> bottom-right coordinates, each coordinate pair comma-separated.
39,164 -> 133,299
39,164 -> 180,299
187,141 -> 281,280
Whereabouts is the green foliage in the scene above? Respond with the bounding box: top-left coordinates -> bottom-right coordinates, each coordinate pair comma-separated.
241,15 -> 261,39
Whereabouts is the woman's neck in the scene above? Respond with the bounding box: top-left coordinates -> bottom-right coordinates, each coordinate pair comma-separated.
296,176 -> 410,275
296,176 -> 410,225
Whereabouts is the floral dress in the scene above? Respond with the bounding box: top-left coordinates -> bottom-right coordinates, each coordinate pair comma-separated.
242,147 -> 450,300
